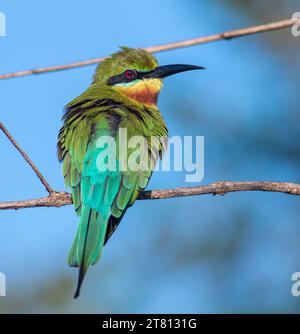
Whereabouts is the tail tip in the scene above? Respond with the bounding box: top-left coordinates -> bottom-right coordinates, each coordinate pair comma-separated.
73,278 -> 82,299
73,288 -> 80,299
73,265 -> 85,299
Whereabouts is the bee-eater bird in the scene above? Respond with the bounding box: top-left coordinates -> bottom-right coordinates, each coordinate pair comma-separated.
57,47 -> 204,298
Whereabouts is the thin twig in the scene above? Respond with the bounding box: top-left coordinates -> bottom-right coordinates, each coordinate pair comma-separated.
0,18 -> 297,80
0,122 -> 54,194
1,181 -> 300,211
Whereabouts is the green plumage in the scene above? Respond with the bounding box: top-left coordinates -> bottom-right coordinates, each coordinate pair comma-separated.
58,47 -> 168,298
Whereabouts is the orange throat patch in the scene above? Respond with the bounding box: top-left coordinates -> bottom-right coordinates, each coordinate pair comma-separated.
116,79 -> 162,106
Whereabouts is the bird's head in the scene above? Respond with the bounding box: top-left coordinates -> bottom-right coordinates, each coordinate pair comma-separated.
93,47 -> 204,106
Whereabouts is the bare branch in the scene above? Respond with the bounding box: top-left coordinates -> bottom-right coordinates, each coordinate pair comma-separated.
0,18 -> 297,80
1,181 -> 300,211
0,122 -> 54,194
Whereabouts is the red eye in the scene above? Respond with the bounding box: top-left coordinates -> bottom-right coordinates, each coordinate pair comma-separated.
124,69 -> 137,81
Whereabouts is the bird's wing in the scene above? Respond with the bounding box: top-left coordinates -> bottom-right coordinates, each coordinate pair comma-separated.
104,170 -> 151,244
68,118 -> 154,297
104,116 -> 166,244
58,107 -> 92,217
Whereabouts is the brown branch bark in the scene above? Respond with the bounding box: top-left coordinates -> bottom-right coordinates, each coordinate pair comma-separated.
1,181 -> 300,211
0,122 -> 54,194
0,18 -> 297,80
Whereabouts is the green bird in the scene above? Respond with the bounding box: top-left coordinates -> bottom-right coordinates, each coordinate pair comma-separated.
57,47 -> 204,298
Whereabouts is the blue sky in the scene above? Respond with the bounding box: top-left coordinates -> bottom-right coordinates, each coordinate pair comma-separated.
0,0 -> 300,313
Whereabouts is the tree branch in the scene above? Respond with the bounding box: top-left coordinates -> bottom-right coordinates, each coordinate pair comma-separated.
0,122 -> 54,194
0,18 -> 297,80
1,181 -> 300,211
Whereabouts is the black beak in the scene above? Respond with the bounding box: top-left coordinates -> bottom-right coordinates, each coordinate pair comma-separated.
143,64 -> 205,79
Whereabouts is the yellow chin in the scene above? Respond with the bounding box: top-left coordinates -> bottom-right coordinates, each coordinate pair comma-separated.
115,79 -> 163,105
